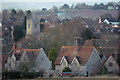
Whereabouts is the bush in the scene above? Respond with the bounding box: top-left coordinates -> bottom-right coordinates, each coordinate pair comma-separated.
2,71 -> 43,79
63,67 -> 71,72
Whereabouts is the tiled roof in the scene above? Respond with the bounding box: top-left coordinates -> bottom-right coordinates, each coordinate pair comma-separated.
103,54 -> 119,66
54,46 -> 94,65
11,48 -> 41,61
83,39 -> 118,48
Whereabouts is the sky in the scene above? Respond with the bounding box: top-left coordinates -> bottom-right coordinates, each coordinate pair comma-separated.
2,0 -> 120,2
1,0 -> 119,10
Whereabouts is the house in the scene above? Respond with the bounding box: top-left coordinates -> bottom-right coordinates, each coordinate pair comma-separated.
5,43 -> 51,77
103,54 -> 119,73
103,18 -> 119,27
2,54 -> 9,71
54,39 -> 102,76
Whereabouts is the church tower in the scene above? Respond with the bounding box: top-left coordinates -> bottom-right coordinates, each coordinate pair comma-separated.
26,12 -> 41,38
26,19 -> 32,38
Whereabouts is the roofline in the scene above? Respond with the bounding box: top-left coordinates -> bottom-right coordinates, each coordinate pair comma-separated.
60,56 -> 68,64
94,48 -> 103,63
103,54 -> 119,66
103,54 -> 111,65
71,56 -> 80,65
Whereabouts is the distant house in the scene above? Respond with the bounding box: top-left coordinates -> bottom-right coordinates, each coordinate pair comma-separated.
5,43 -> 51,75
103,18 -> 119,27
103,54 -> 119,73
54,39 -> 102,76
2,54 -> 9,71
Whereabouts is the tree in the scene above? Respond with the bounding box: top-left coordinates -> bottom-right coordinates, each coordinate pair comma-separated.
26,10 -> 32,18
17,10 -> 24,17
63,67 -> 71,72
101,13 -> 112,19
60,4 -> 70,10
40,19 -> 45,22
40,24 -> 45,32
51,6 -> 58,12
81,29 -> 95,40
42,8 -> 47,11
48,48 -> 58,69
13,26 -> 25,43
11,9 -> 17,17
18,61 -> 35,72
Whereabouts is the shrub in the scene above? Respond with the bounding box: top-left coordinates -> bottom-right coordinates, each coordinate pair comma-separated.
63,67 -> 71,72
2,71 -> 43,79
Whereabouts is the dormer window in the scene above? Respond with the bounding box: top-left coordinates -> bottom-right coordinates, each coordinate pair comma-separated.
17,50 -> 20,52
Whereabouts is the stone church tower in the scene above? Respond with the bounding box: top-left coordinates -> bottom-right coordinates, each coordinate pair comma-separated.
26,14 -> 40,38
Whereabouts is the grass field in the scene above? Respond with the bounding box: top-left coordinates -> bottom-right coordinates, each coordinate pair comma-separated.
13,77 -> 119,80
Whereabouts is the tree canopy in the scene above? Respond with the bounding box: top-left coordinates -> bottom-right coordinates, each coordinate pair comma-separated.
81,29 -> 95,40
13,26 -> 25,43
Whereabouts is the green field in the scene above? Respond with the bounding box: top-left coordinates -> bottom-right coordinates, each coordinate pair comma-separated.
12,78 -> 119,80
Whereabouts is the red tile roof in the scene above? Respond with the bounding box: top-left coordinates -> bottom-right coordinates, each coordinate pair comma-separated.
10,48 -> 41,60
54,46 -> 94,65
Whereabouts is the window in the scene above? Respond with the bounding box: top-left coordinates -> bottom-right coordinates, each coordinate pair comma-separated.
35,24 -> 37,28
109,62 -> 113,67
74,62 -> 78,66
28,24 -> 30,28
9,63 -> 11,67
63,62 -> 66,66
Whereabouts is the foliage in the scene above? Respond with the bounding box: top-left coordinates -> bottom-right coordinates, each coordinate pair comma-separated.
23,16 -> 27,30
63,67 -> 71,72
60,4 -> 70,10
42,8 -> 47,11
13,26 -> 25,43
2,71 -> 43,79
40,24 -> 45,32
101,67 -> 109,74
2,44 -> 12,54
101,13 -> 112,19
26,10 -> 32,18
81,29 -> 95,40
17,10 -> 24,17
18,61 -> 35,72
11,9 -> 17,17
40,19 -> 45,22
48,48 -> 58,69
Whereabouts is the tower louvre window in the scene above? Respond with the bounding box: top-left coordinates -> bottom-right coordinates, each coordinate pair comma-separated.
35,24 -> 37,28
28,24 -> 30,28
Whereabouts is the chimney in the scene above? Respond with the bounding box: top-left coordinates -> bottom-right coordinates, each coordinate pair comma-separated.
13,43 -> 16,49
17,42 -> 21,49
74,37 -> 84,47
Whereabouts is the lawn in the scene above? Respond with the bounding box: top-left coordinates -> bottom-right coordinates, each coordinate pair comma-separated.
14,77 -> 119,80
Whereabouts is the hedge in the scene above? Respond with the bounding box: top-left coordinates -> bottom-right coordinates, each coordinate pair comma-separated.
2,71 -> 43,79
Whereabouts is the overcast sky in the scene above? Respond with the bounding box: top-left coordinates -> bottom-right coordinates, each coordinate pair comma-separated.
2,0 -> 120,2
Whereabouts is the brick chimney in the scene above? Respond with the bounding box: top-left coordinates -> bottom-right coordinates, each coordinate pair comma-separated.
17,42 -> 21,49
74,37 -> 84,47
13,43 -> 16,49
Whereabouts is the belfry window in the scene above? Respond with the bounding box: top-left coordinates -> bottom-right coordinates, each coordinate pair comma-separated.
28,24 -> 30,28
